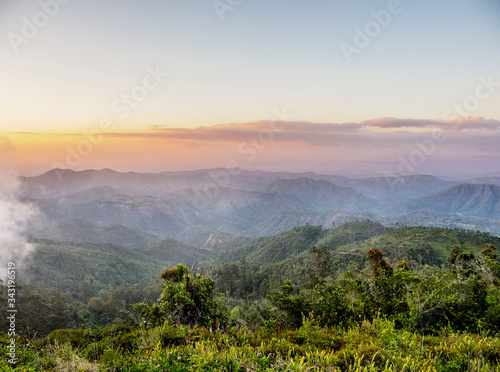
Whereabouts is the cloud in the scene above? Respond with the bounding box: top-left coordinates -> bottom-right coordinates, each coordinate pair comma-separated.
0,138 -> 39,278
363,117 -> 500,131
97,117 -> 500,148
362,117 -> 440,129
440,117 -> 500,131
0,174 -> 39,278
11,117 -> 500,157
6,117 -> 500,176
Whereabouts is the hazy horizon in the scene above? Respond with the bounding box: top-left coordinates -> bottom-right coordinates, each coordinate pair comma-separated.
3,116 -> 500,177
16,160 -> 500,182
1,1 -> 499,177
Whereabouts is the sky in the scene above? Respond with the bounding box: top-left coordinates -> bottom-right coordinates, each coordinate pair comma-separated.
1,0 -> 500,176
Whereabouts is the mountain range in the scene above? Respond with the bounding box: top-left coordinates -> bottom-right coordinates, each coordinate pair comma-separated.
401,183 -> 500,219
20,168 -> 500,242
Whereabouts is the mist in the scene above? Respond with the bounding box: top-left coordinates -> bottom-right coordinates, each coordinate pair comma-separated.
0,172 -> 38,280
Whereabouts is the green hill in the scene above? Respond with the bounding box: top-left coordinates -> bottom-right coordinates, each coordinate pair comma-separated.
143,239 -> 212,264
333,225 -> 500,267
218,221 -> 388,267
207,221 -> 500,297
22,221 -> 500,304
23,237 -> 213,298
32,220 -> 160,247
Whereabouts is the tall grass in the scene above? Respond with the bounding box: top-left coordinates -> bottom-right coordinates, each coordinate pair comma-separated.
1,318 -> 499,371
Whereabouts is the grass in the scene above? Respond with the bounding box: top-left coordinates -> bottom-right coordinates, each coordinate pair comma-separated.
1,317 -> 499,371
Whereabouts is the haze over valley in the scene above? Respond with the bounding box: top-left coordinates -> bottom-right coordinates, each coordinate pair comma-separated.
2,0 -> 500,370
20,167 -> 500,244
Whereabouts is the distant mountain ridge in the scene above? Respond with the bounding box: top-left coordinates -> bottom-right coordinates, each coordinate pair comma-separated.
19,168 -> 456,202
19,168 -> 351,199
403,183 -> 500,219
344,175 -> 455,200
265,177 -> 378,212
20,168 -> 500,241
464,177 -> 500,186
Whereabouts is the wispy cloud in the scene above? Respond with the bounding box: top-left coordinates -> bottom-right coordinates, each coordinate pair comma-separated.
89,117 -> 500,147
14,117 -> 500,148
9,117 -> 500,175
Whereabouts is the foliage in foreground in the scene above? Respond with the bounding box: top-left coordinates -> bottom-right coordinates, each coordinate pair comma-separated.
1,228 -> 499,371
1,317 -> 500,371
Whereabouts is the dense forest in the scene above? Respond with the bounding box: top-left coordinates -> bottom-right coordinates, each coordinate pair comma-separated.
1,222 -> 500,370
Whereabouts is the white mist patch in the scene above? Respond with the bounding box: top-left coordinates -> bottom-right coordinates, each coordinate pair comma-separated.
0,173 -> 38,275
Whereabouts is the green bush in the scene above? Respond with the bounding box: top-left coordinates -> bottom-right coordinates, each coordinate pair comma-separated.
134,264 -> 228,329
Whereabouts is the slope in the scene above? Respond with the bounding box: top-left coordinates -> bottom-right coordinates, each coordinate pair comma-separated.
32,220 -> 160,247
402,183 -> 500,219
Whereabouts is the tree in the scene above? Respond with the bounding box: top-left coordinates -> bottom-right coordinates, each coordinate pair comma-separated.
481,243 -> 498,261
444,246 -> 492,331
311,284 -> 349,327
397,261 -> 410,271
367,247 -> 393,278
79,275 -> 95,304
267,280 -> 311,329
447,246 -> 475,273
237,258 -> 253,297
133,264 -> 227,328
365,248 -> 411,327
484,285 -> 500,332
307,246 -> 331,288
86,289 -> 124,327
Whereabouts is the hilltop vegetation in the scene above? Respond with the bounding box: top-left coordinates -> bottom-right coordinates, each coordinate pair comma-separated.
32,219 -> 159,247
205,222 -> 500,298
2,234 -> 500,371
21,221 -> 500,317
8,235 -> 213,334
24,237 -> 212,297
3,222 -> 499,338
4,319 -> 500,371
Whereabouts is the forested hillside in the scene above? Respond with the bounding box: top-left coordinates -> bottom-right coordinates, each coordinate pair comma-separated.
4,222 -> 500,335
204,221 -> 500,298
2,221 -> 500,371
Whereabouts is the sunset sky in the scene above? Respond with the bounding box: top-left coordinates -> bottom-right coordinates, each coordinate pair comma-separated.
1,0 -> 499,176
